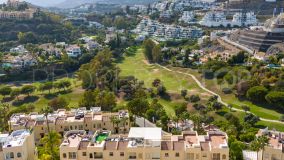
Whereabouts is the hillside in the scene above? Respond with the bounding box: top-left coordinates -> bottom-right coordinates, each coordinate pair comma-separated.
228,0 -> 284,15
54,0 -> 158,9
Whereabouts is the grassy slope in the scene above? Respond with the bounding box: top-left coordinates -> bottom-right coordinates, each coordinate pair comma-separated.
170,67 -> 283,120
117,47 -> 284,131
117,47 -> 211,116
0,78 -> 83,112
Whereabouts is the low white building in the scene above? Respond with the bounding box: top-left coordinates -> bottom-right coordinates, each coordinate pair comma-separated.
179,11 -> 195,23
1,130 -> 36,160
66,45 -> 82,58
9,45 -> 27,54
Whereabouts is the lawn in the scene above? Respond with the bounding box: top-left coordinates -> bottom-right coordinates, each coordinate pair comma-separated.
117,46 -> 284,131
170,67 -> 283,120
118,48 -> 210,96
0,78 -> 83,112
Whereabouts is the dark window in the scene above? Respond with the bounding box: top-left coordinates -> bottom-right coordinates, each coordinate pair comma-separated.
17,152 -> 22,158
120,152 -> 124,156
165,153 -> 169,157
10,152 -> 14,158
89,153 -> 93,158
82,152 -> 86,156
176,153 -> 179,157
109,152 -> 113,156
63,153 -> 67,158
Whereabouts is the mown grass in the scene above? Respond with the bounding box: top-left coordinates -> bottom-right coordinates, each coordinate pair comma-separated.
170,67 -> 283,120
0,78 -> 83,112
117,47 -> 284,131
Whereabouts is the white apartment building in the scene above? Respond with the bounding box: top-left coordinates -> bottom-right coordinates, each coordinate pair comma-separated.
0,130 -> 36,160
179,11 -> 195,24
134,18 -> 203,40
200,11 -> 258,27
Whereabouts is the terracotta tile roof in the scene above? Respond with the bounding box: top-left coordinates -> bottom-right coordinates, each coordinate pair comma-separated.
84,116 -> 92,122
25,120 -> 35,128
55,118 -> 65,125
209,134 -> 226,149
184,134 -> 198,145
161,141 -> 172,150
117,141 -> 128,150
173,141 -> 184,151
200,142 -> 210,151
104,141 -> 117,150
79,141 -> 89,150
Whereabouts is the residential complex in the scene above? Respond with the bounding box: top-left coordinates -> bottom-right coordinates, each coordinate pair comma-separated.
199,11 -> 257,27
0,130 -> 36,160
0,9 -> 35,20
9,107 -> 130,145
134,18 -> 203,41
0,0 -> 36,20
59,127 -> 229,160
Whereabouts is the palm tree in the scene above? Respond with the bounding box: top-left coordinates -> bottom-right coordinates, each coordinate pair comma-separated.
38,131 -> 61,160
0,103 -> 10,132
41,106 -> 53,134
110,116 -> 120,134
250,135 -> 269,160
120,117 -> 129,134
190,114 -> 201,131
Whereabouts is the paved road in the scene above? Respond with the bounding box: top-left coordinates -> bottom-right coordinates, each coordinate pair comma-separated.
156,64 -> 284,125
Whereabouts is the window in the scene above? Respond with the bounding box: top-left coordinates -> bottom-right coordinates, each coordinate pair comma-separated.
63,153 -> 67,158
187,153 -> 194,160
213,153 -> 220,160
222,154 -> 226,159
70,126 -> 73,130
120,152 -> 124,157
94,152 -> 103,158
68,152 -> 76,159
89,153 -> 93,158
109,152 -> 113,156
93,124 -> 96,128
82,152 -> 86,156
175,153 -> 180,157
17,152 -> 22,158
165,153 -> 169,157
10,152 -> 14,158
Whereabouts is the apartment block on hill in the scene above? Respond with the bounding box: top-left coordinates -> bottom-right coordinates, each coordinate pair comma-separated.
0,129 -> 36,160
59,127 -> 229,160
9,107 -> 130,145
